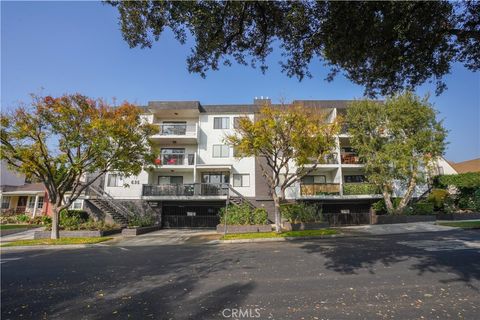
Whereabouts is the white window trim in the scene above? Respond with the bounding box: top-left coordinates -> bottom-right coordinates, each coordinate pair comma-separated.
212,145 -> 230,158
233,174 -> 250,187
213,117 -> 230,129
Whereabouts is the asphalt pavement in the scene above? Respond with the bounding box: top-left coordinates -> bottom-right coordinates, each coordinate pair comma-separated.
1,229 -> 479,319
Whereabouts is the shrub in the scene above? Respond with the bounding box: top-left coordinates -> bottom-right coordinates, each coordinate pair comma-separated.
412,201 -> 434,215
128,215 -> 155,228
0,215 -> 20,224
60,210 -> 90,228
343,183 -> 379,195
219,204 -> 268,225
281,203 -> 321,223
29,216 -> 44,225
427,189 -> 449,211
252,208 -> 268,225
16,214 -> 30,223
73,220 -> 119,231
41,215 -> 52,225
45,219 -> 119,231
371,198 -> 403,214
437,172 -> 480,189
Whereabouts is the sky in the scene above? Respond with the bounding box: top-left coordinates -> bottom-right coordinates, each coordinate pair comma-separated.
2,1 -> 479,162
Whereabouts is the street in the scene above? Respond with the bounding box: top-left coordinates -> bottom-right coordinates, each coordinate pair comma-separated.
1,229 -> 479,319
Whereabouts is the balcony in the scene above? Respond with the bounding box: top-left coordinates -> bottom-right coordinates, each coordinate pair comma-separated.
307,153 -> 339,165
142,183 -> 229,197
150,123 -> 198,143
300,183 -> 341,196
156,153 -> 195,166
341,153 -> 363,165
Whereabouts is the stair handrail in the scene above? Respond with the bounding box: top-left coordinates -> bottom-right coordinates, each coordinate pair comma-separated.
228,185 -> 256,209
88,185 -> 132,221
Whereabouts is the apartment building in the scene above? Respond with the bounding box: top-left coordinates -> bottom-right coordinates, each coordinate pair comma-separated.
95,98 -> 451,228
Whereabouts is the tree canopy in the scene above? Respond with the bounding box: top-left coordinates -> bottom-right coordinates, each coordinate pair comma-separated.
107,1 -> 479,97
0,94 -> 156,238
225,104 -> 339,231
346,92 -> 447,214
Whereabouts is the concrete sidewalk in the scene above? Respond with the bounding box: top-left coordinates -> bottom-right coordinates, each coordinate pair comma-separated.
112,229 -> 221,246
341,221 -> 458,235
0,227 -> 44,242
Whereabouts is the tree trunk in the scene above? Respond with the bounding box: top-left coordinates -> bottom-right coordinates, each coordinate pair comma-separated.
272,193 -> 282,233
396,175 -> 417,214
51,204 -> 61,239
382,189 -> 395,215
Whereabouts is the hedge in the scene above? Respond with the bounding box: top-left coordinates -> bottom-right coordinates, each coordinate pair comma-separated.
343,183 -> 379,195
437,172 -> 480,189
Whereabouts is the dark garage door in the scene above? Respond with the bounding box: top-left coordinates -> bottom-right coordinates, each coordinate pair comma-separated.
162,202 -> 224,228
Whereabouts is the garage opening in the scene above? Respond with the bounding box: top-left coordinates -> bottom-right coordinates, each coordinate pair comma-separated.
162,201 -> 225,228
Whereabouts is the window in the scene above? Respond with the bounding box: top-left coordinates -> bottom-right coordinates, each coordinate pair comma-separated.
301,175 -> 327,184
37,196 -> 44,209
72,200 -> 83,210
344,175 -> 366,183
233,174 -> 250,187
1,196 -> 10,209
214,117 -> 229,129
107,174 -> 123,187
202,172 -> 230,184
28,197 -> 36,209
233,117 -> 247,129
213,145 -> 230,158
158,176 -> 184,185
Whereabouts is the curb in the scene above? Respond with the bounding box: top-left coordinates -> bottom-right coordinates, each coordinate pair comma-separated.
218,234 -> 344,244
0,244 -> 96,252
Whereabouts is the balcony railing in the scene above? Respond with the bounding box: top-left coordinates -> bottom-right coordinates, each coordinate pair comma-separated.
300,183 -> 341,196
156,153 -> 195,166
158,124 -> 196,136
341,153 -> 362,164
142,183 -> 229,197
308,153 -> 338,164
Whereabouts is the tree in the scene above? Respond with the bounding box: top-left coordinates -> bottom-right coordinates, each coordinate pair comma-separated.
107,1 -> 479,97
346,92 -> 447,214
225,104 -> 339,232
0,94 -> 155,239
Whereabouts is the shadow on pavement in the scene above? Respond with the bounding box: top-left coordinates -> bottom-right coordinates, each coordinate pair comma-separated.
299,230 -> 480,290
1,245 -> 254,319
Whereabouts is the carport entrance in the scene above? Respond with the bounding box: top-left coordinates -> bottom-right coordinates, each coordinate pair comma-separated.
162,201 -> 224,228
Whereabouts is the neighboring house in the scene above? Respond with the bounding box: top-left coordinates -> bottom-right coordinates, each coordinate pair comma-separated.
0,161 -> 50,216
449,158 -> 480,173
88,99 -> 453,228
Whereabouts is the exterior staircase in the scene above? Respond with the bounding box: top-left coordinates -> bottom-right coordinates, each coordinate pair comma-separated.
228,185 -> 256,210
86,185 -> 132,227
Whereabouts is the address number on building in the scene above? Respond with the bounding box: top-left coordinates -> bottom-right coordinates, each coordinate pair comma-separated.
187,212 -> 196,217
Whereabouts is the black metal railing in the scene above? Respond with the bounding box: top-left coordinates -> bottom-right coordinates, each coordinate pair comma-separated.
142,183 -> 229,197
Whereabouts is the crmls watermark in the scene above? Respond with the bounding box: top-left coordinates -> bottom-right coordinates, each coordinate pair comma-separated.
221,308 -> 261,318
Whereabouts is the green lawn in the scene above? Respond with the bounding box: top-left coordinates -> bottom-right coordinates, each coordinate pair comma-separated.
437,220 -> 480,229
0,224 -> 39,230
1,237 -> 113,247
221,229 -> 339,240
